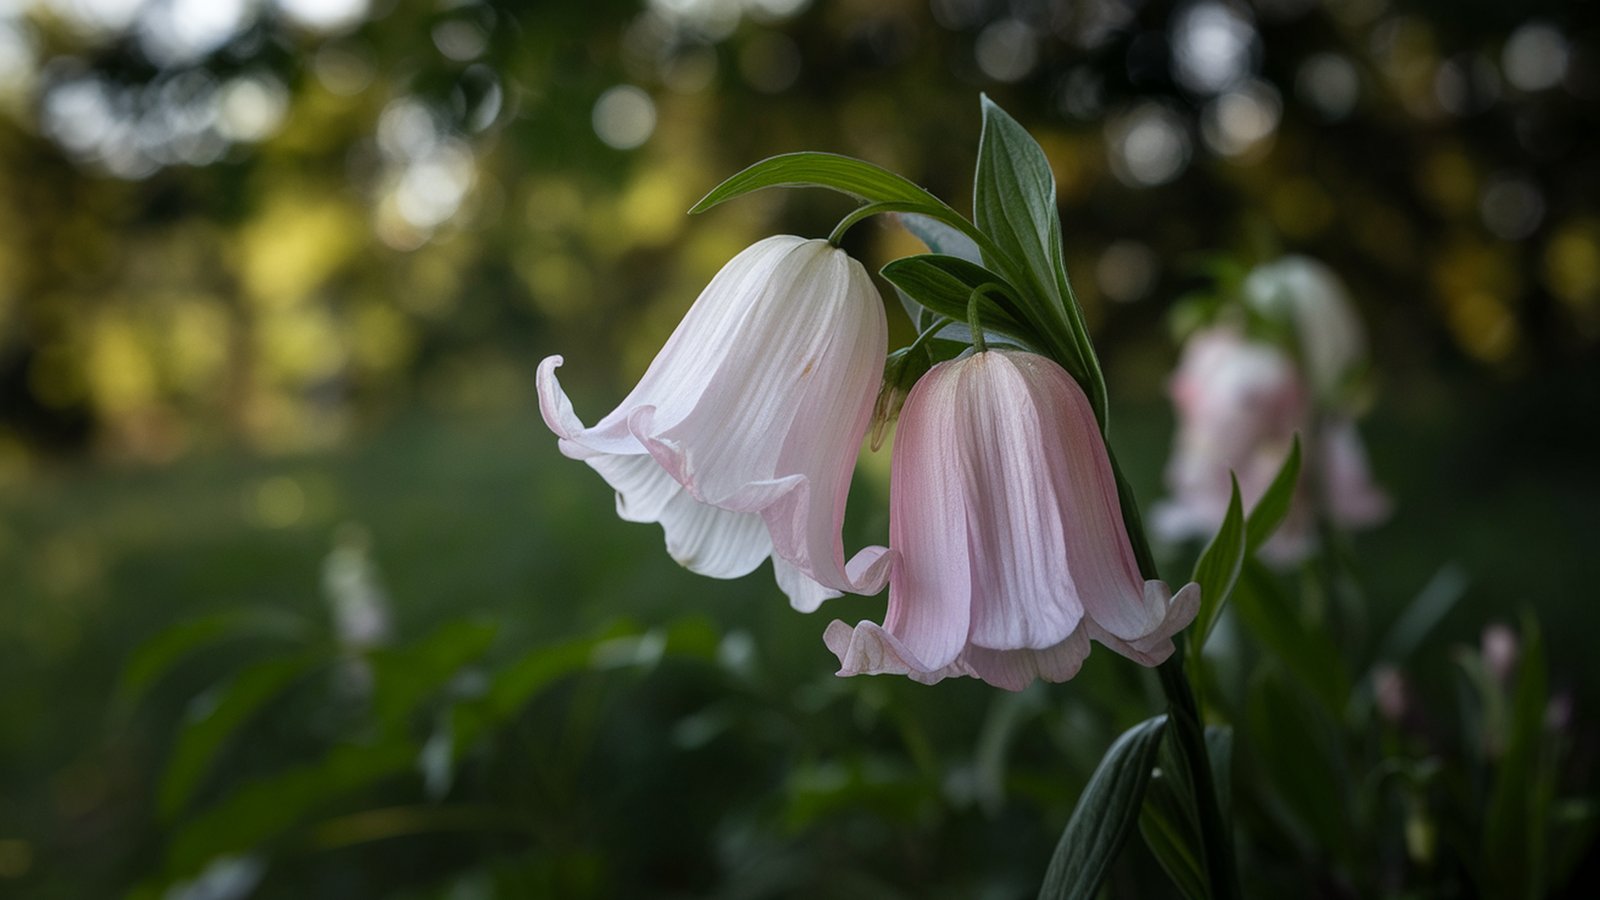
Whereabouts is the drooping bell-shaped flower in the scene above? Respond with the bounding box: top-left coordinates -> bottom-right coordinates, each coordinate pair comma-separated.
1153,325 -> 1389,564
824,350 -> 1200,691
1242,255 -> 1367,406
538,235 -> 893,610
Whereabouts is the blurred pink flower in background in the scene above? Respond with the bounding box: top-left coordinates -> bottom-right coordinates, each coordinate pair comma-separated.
1154,325 -> 1389,565
826,350 -> 1199,691
538,235 -> 893,611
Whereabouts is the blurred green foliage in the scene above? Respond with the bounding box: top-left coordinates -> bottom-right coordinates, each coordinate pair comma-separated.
1,0 -> 1598,897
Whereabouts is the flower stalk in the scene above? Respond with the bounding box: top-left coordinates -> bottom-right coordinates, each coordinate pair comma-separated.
1113,452 -> 1241,899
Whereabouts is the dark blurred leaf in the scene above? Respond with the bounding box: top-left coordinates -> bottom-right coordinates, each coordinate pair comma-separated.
1373,564 -> 1470,665
973,95 -> 1104,423
1233,559 -> 1350,712
1189,476 -> 1246,658
1243,436 -> 1301,554
158,653 -> 324,820
1483,614 -> 1551,898
1039,714 -> 1167,900
1205,725 -> 1233,826
689,151 -> 955,216
368,618 -> 499,733
159,739 -> 417,884
1244,669 -> 1351,861
115,608 -> 310,714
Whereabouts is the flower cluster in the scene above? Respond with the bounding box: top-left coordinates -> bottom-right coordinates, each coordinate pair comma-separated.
539,235 -> 1198,690
1154,256 -> 1389,564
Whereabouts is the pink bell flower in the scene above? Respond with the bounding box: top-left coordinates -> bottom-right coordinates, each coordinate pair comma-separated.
1153,325 -> 1389,564
537,235 -> 893,610
824,350 -> 1200,691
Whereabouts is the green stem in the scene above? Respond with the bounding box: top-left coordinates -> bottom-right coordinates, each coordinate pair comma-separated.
1111,451 -> 1241,900
965,283 -> 1009,354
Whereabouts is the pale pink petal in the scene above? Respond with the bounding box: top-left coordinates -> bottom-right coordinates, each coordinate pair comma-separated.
961,627 -> 1093,692
1320,418 -> 1391,527
954,353 -> 1083,651
1003,352 -> 1152,644
1085,582 -> 1201,666
823,619 -> 972,685
880,362 -> 977,670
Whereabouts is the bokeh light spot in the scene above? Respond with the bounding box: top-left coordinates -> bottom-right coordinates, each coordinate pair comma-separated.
592,85 -> 657,150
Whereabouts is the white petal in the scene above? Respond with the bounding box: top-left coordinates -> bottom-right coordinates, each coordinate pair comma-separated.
657,488 -> 772,579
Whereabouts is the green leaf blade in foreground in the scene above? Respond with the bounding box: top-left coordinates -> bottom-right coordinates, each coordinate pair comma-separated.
1139,728 -> 1210,899
1243,435 -> 1302,553
1189,476 -> 1247,654
972,96 -> 1106,423
1039,715 -> 1168,900
689,152 -> 953,216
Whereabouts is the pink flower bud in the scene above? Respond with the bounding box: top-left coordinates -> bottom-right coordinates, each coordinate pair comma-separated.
1372,664 -> 1409,725
824,350 -> 1199,691
1481,623 -> 1519,683
538,236 -> 893,610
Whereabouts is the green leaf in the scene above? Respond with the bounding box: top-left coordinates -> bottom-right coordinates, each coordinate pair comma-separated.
1189,476 -> 1247,655
689,151 -> 955,216
1205,725 -> 1234,826
1243,436 -> 1302,553
973,96 -> 1106,424
1139,729 -> 1209,899
367,618 -> 499,733
158,738 -> 417,884
1232,559 -> 1351,712
115,608 -> 309,714
1244,669 -> 1352,860
880,255 -> 1036,348
899,212 -> 982,263
158,653 -> 324,819
1039,714 -> 1167,900
1373,563 -> 1469,665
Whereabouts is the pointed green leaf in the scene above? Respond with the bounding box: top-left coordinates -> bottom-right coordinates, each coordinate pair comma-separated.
689,151 -> 956,217
880,255 -> 1037,349
1189,476 -> 1247,653
973,96 -> 1106,424
1243,436 -> 1302,553
1039,715 -> 1167,899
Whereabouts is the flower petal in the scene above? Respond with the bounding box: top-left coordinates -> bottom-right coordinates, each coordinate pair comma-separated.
1086,581 -> 1201,666
956,353 -> 1084,651
962,627 -> 1092,691
880,362 -> 976,670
